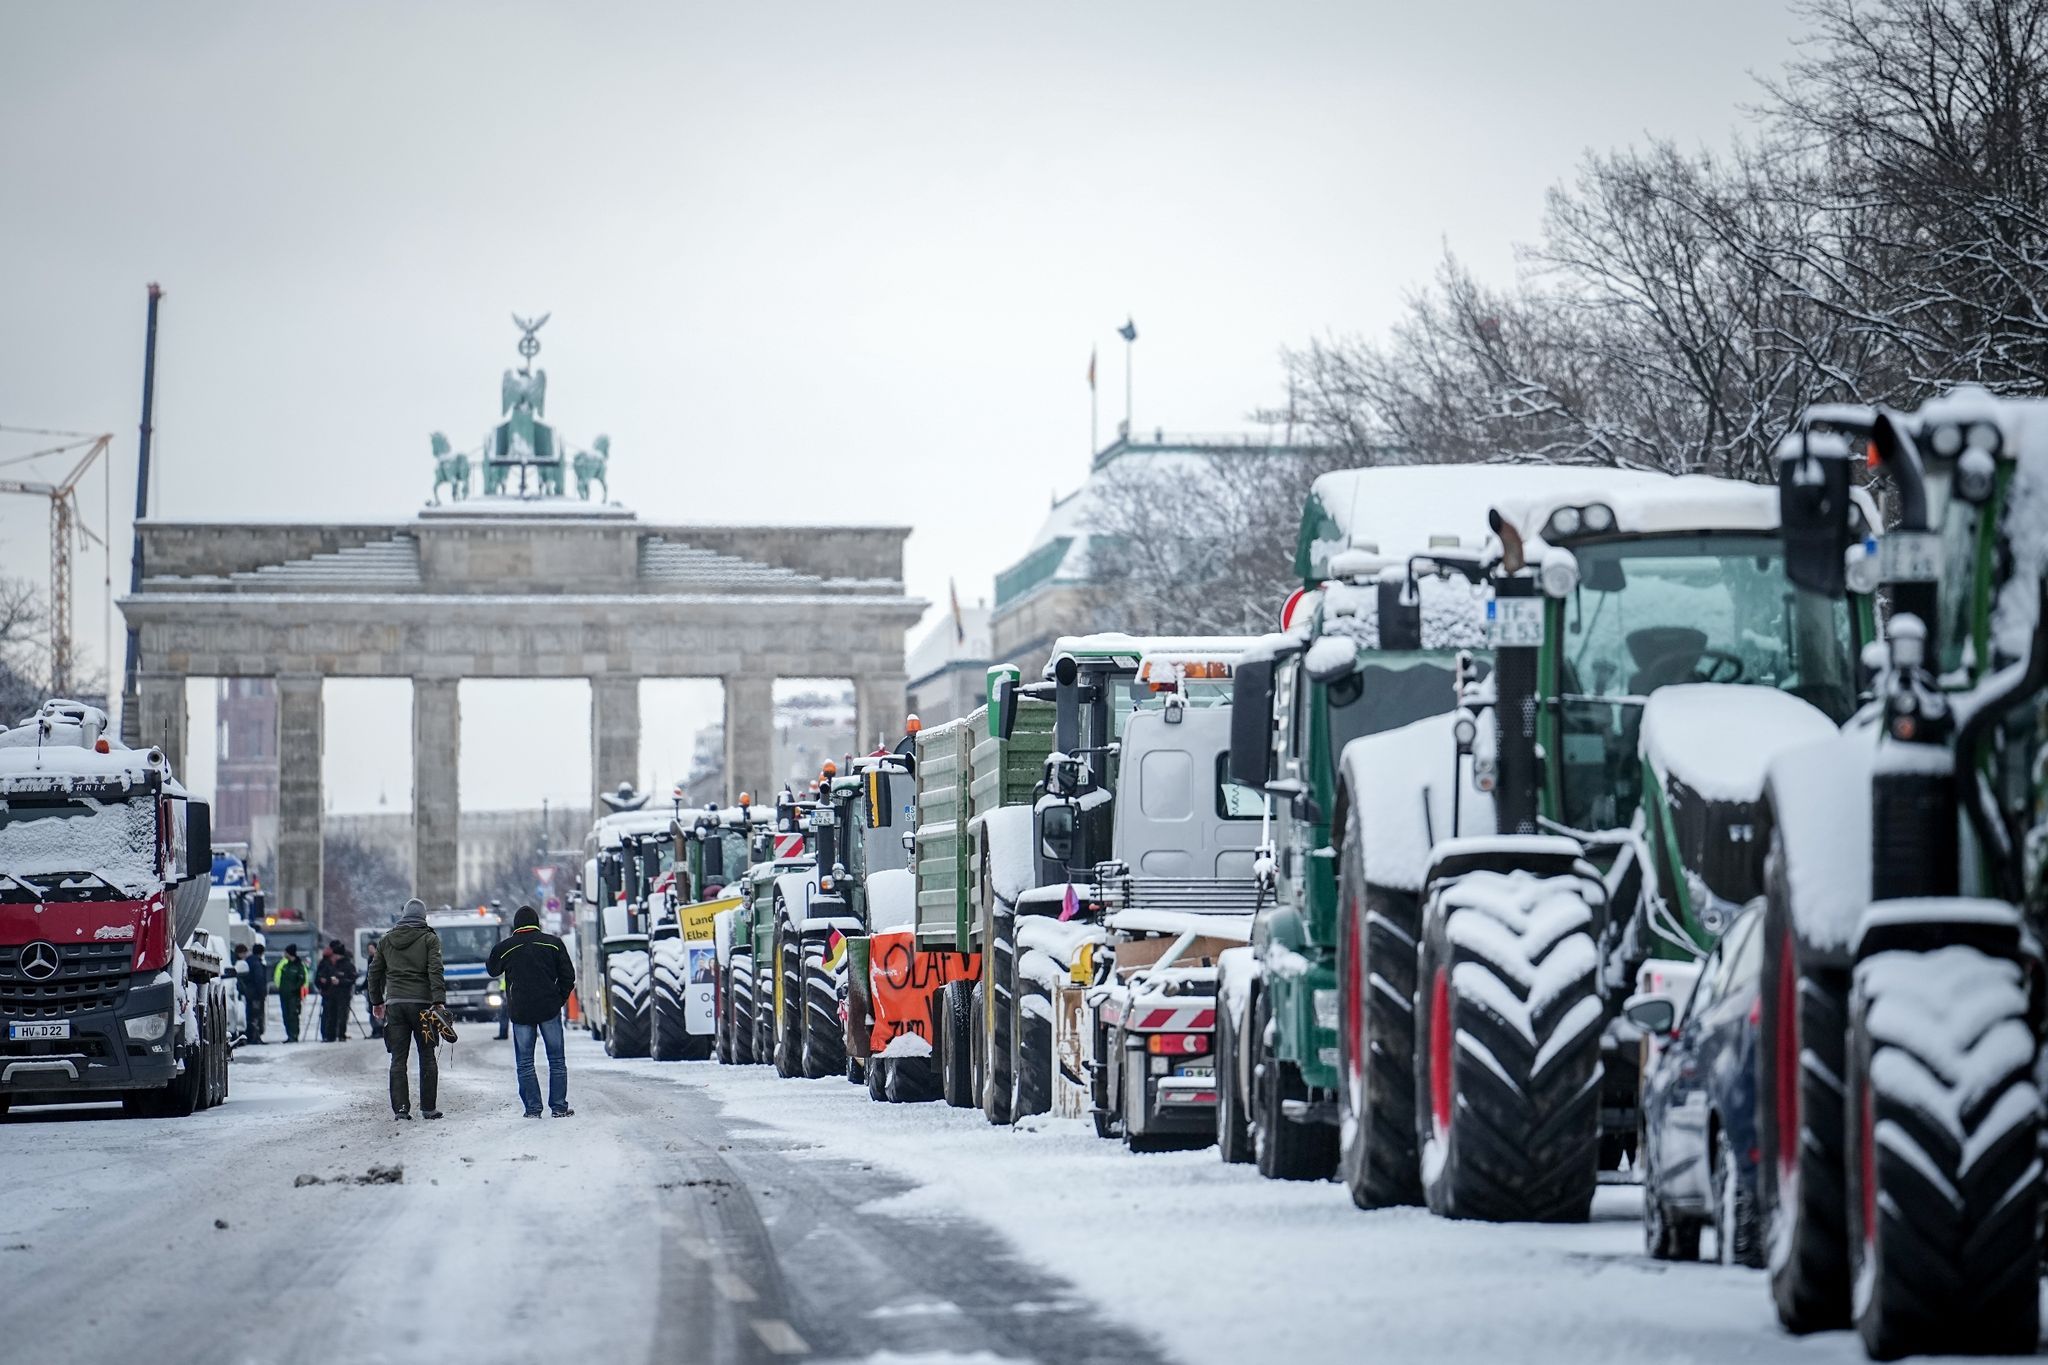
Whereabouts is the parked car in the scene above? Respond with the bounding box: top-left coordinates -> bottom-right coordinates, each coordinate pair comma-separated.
1628,902 -> 1765,1266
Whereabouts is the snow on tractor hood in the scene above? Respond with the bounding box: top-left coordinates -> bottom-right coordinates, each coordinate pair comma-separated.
1763,716 -> 1880,954
865,867 -> 914,933
1641,685 -> 1839,804
1341,711 -> 1497,893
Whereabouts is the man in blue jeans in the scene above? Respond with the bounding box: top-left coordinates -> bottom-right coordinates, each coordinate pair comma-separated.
484,905 -> 578,1117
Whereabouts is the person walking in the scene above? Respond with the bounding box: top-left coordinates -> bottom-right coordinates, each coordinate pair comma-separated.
314,941 -> 354,1041
368,898 -> 446,1120
361,939 -> 379,1029
241,940 -> 269,1043
274,944 -> 308,1042
485,905 -> 577,1118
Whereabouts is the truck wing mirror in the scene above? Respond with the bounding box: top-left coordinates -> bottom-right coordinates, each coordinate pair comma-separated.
1228,659 -> 1276,789
1263,777 -> 1321,824
1777,429 -> 1857,599
1040,802 -> 1078,863
993,676 -> 1020,742
186,801 -> 212,880
1377,580 -> 1423,651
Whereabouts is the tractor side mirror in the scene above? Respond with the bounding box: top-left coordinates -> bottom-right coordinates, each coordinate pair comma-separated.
1040,802 -> 1077,863
641,845 -> 663,892
1229,658 -> 1276,789
1778,432 -> 1856,599
993,676 -> 1020,742
186,801 -> 211,880
1377,579 -> 1423,651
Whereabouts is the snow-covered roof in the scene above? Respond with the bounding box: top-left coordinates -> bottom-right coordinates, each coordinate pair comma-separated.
1299,465 -> 1676,583
0,702 -> 166,790
589,809 -> 675,847
1047,632 -> 1258,665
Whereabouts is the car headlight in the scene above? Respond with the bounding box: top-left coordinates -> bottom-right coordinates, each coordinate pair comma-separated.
124,1011 -> 171,1042
486,993 -> 504,1009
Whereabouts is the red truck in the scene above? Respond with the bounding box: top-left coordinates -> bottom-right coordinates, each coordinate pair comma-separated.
0,699 -> 232,1116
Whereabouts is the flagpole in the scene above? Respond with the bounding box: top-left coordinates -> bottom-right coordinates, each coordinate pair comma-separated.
1123,331 -> 1134,439
1090,351 -> 1099,457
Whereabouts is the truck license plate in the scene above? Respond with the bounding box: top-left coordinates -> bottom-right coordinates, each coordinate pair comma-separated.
1488,596 -> 1545,648
8,1022 -> 70,1041
1176,1062 -> 1214,1078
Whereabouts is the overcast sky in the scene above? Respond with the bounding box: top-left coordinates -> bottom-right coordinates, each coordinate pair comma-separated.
0,1 -> 1809,812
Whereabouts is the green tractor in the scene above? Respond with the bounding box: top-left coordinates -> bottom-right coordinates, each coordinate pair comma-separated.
1760,390 -> 2048,1358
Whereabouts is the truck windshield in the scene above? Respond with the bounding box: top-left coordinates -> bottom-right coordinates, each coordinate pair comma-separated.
1554,533 -> 1855,832
0,794 -> 158,899
436,924 -> 500,963
1325,654 -> 1464,765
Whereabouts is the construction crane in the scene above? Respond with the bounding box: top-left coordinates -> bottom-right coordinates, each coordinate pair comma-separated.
0,432 -> 111,697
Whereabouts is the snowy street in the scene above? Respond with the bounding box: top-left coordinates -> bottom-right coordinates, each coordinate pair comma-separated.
1,1029 -> 1963,1365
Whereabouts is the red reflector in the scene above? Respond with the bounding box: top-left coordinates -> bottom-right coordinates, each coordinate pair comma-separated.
1145,1032 -> 1211,1056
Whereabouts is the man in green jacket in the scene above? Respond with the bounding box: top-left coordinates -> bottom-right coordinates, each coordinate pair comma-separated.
367,898 -> 447,1119
274,945 -> 308,1043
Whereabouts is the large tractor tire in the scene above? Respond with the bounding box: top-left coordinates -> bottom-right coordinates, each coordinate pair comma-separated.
801,938 -> 846,1080
1759,841 -> 1851,1333
728,953 -> 757,1065
1214,982 -> 1251,1165
1413,871 -> 1601,1223
1845,946 -> 2040,1359
983,903 -> 1016,1125
603,950 -> 652,1060
867,1053 -> 891,1101
1250,987 -> 1337,1180
650,939 -> 691,1062
1338,842 -> 1424,1210
1010,971 -> 1052,1121
941,979 -> 976,1108
773,923 -> 802,1079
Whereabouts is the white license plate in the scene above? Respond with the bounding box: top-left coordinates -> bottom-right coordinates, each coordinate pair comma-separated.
1176,1062 -> 1215,1078
8,1022 -> 70,1041
1489,596 -> 1545,647
1880,531 -> 1941,583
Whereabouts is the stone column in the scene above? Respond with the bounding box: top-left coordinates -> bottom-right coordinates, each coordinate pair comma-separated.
722,674 -> 775,803
136,673 -> 189,779
412,677 -> 461,909
590,675 -> 641,812
274,674 -> 324,921
854,674 -> 911,753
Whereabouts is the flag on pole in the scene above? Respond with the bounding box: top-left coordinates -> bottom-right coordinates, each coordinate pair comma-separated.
1118,318 -> 1138,343
826,927 -> 847,972
949,577 -> 965,642
1087,346 -> 1096,390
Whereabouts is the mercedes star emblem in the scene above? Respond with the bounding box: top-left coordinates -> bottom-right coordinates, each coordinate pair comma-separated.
18,941 -> 60,982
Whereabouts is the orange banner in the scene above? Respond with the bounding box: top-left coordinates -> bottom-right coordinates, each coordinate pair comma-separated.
866,927 -> 979,1053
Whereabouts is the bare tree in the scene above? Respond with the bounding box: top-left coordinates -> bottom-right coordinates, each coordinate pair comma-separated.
321,833 -> 412,945
1082,445 -> 1349,635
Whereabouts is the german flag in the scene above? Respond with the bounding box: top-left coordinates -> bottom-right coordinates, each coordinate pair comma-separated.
826,927 -> 848,972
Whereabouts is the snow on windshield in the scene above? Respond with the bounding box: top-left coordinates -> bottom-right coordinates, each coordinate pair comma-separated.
0,794 -> 159,896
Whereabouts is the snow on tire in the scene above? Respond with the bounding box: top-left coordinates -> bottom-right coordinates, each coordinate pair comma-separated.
1846,945 -> 2040,1359
1415,870 -> 1601,1223
728,953 -> 757,1065
983,902 -> 1016,1125
941,979 -> 976,1108
1010,973 -> 1052,1121
604,949 -> 652,1060
801,938 -> 846,1080
651,939 -> 690,1062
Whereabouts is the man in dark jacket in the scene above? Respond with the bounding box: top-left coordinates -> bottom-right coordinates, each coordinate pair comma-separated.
485,905 -> 577,1118
368,898 -> 446,1119
274,944 -> 308,1042
314,941 -> 355,1042
240,941 -> 269,1042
